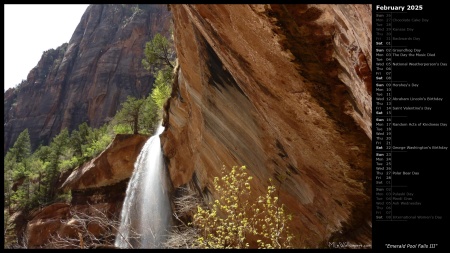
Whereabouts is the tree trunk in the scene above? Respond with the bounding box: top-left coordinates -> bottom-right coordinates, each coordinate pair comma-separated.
133,116 -> 139,134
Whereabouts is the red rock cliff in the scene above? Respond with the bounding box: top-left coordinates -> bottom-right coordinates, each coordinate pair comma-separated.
4,4 -> 171,153
162,4 -> 372,247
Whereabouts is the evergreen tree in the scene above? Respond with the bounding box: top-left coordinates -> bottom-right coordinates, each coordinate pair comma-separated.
78,122 -> 91,143
141,32 -> 177,131
70,129 -> 83,157
4,129 -> 32,210
45,128 -> 70,201
142,33 -> 175,75
114,96 -> 146,134
4,152 -> 16,212
9,129 -> 31,163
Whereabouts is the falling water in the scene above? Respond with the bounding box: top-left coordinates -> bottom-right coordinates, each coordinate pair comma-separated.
115,125 -> 172,248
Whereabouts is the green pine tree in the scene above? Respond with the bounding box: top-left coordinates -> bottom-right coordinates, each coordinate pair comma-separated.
142,33 -> 175,74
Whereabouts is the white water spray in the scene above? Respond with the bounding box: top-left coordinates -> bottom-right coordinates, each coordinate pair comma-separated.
115,125 -> 171,248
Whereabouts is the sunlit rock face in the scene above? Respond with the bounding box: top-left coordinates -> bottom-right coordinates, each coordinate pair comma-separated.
162,4 -> 372,247
4,4 -> 172,153
61,134 -> 148,190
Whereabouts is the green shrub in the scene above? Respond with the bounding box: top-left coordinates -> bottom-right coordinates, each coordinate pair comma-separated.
113,124 -> 133,134
151,70 -> 172,109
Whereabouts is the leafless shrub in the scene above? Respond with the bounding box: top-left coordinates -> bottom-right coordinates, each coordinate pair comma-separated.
173,187 -> 203,216
45,204 -> 140,249
163,223 -> 200,249
162,187 -> 204,249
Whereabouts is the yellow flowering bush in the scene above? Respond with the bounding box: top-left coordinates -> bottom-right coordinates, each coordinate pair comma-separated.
192,165 -> 293,249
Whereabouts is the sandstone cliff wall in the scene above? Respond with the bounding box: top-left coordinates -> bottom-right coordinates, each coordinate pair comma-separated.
162,4 -> 372,247
4,4 -> 171,153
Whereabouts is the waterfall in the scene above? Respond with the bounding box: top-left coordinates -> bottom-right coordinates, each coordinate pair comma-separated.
115,125 -> 171,248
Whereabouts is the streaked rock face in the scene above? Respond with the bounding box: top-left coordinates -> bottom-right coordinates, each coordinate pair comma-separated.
162,4 -> 372,247
4,4 -> 172,153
